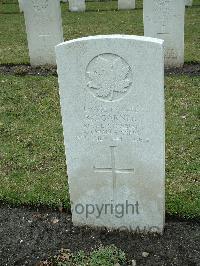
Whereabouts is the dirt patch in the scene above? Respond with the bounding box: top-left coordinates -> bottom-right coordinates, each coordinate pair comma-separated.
0,64 -> 57,77
0,63 -> 199,77
0,204 -> 199,266
165,62 -> 200,76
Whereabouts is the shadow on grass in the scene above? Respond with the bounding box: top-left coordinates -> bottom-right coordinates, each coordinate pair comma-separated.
0,12 -> 20,14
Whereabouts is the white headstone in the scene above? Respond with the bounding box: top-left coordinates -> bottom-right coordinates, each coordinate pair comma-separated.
68,0 -> 85,12
56,35 -> 165,233
118,0 -> 135,10
22,0 -> 63,66
18,0 -> 23,12
143,0 -> 185,68
185,0 -> 192,6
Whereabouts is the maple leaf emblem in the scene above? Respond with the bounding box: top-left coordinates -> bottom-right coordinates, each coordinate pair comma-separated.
87,54 -> 132,101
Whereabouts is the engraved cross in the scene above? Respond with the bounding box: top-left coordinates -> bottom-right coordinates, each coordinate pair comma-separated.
93,146 -> 134,198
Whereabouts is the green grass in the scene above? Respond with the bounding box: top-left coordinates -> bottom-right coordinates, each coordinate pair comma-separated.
0,74 -> 199,218
44,245 -> 126,266
0,0 -> 199,219
0,75 -> 68,207
165,75 -> 200,218
0,0 -> 200,64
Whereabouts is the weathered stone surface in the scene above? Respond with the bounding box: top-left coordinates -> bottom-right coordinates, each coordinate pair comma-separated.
68,0 -> 85,12
22,0 -> 63,66
118,0 -> 135,10
56,35 -> 165,233
143,0 -> 185,68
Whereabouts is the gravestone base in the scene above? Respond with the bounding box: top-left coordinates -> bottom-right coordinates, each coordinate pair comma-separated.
18,0 -> 23,12
118,0 -> 135,10
185,0 -> 192,6
69,0 -> 85,12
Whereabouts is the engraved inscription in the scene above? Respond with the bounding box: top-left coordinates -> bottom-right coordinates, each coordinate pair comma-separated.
77,105 -> 150,144
154,0 -> 171,32
86,53 -> 132,102
32,0 -> 48,11
83,107 -> 139,142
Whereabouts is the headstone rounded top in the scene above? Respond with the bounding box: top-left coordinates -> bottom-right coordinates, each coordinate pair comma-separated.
56,35 -> 164,49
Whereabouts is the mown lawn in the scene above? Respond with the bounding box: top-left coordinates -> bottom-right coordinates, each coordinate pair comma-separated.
0,73 -> 199,218
0,1 -> 199,219
0,0 -> 200,64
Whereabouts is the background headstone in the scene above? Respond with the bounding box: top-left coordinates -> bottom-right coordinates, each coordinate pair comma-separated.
68,0 -> 86,12
143,0 -> 185,68
185,0 -> 193,6
18,0 -> 23,12
56,35 -> 165,233
118,0 -> 135,10
22,0 -> 63,66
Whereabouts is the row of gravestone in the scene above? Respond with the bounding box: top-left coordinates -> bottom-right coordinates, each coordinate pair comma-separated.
67,0 -> 137,12
19,0 -> 136,12
20,0 -> 192,68
18,0 -> 144,13
18,0 -> 192,233
66,0 -> 193,11
19,0 -> 194,13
